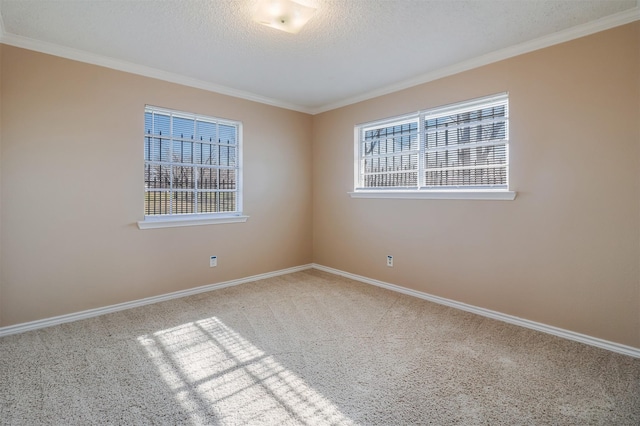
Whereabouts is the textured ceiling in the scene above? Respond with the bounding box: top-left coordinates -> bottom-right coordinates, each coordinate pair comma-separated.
0,0 -> 638,113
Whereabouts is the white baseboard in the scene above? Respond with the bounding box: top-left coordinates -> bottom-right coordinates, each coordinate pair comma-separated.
312,264 -> 640,359
0,264 -> 313,338
2,262 -> 638,359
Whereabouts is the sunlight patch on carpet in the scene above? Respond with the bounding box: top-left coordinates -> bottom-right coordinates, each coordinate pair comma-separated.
137,317 -> 354,424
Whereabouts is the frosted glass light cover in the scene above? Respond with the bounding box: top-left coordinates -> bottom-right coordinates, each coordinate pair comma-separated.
253,0 -> 316,34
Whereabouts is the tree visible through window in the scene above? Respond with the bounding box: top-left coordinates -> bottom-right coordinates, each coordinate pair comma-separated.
144,106 -> 242,216
355,93 -> 509,191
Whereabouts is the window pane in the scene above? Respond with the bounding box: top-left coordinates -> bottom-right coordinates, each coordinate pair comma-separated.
153,113 -> 170,136
145,164 -> 171,189
145,191 -> 170,215
194,142 -> 218,165
145,137 -> 170,162
145,111 -> 153,135
196,120 -> 216,142
219,192 -> 236,212
364,154 -> 417,173
219,145 -> 237,167
173,116 -> 195,139
472,120 -> 506,143
172,140 -> 193,164
172,166 -> 194,189
425,144 -> 506,170
144,135 -> 153,161
425,122 -> 506,149
425,106 -> 507,150
172,191 -> 194,214
363,172 -> 417,188
220,169 -> 237,190
197,191 -> 217,213
425,166 -> 506,187
219,124 -> 237,144
363,122 -> 418,157
198,167 -> 218,190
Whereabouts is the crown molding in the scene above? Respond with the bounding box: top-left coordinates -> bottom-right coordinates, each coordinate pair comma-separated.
0,32 -> 314,114
0,6 -> 637,115
310,6 -> 640,114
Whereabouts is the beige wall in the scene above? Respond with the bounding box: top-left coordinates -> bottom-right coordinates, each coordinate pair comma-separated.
312,23 -> 640,348
0,46 -> 313,326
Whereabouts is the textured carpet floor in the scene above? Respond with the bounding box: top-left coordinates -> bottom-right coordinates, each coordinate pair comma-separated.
1,269 -> 639,425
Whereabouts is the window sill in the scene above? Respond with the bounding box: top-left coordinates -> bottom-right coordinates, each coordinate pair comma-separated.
137,214 -> 249,229
349,190 -> 516,200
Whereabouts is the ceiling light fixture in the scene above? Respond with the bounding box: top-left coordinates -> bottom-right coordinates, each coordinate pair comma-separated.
253,0 -> 317,34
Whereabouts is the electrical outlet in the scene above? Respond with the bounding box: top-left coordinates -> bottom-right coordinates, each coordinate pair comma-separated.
387,255 -> 393,267
210,256 -> 218,267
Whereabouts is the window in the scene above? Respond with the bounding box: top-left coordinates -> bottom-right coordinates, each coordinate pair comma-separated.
352,93 -> 515,200
139,106 -> 247,229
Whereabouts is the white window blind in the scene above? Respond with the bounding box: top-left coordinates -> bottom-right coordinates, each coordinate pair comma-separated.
356,93 -> 509,191
144,106 -> 242,217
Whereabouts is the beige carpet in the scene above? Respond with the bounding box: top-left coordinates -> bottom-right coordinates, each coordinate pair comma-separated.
1,269 -> 639,425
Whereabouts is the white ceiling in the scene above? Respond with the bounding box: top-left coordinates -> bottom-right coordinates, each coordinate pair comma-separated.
0,0 -> 638,114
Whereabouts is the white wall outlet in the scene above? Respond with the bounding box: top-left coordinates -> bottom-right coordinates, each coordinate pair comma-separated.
210,256 -> 218,267
387,255 -> 393,267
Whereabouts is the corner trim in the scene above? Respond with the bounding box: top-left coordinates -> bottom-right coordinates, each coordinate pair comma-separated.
0,264 -> 313,338
311,264 -> 640,359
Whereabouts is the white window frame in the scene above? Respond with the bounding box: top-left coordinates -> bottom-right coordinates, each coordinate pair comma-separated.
350,93 -> 516,200
138,106 -> 248,229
